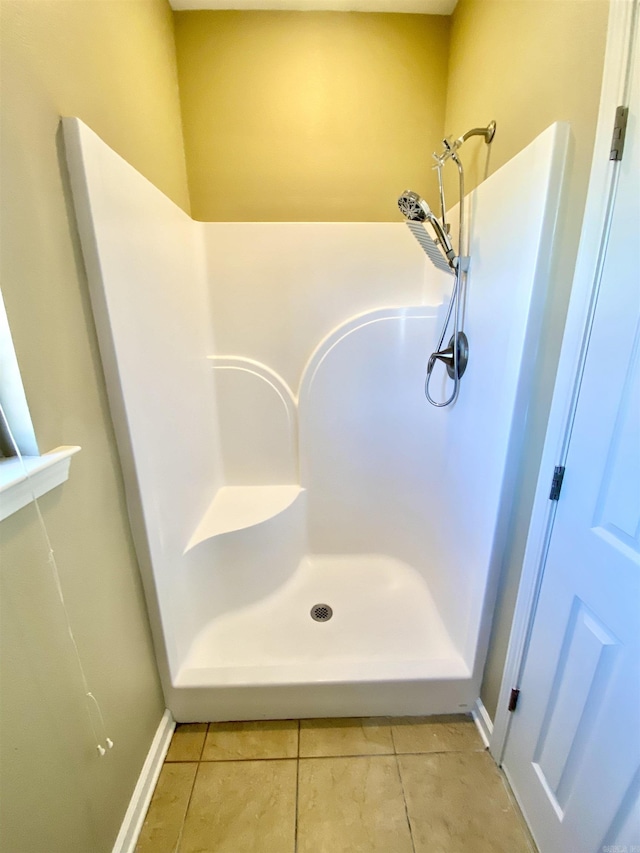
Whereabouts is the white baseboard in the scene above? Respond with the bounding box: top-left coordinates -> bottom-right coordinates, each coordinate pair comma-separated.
112,709 -> 175,853
472,698 -> 494,749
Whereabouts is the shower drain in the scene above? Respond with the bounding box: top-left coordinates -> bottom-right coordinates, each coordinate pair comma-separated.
310,603 -> 333,622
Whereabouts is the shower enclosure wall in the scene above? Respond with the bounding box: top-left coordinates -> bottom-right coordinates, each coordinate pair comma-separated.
63,118 -> 568,721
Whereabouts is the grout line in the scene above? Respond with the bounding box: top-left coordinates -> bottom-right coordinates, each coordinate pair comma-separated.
294,720 -> 300,853
393,747 -> 486,757
283,747 -> 483,762
192,748 -> 483,764
177,756 -> 300,766
196,755 -> 299,763
390,725 -> 417,853
297,751 -> 395,760
197,724 -> 208,762
172,759 -> 201,853
389,719 -> 398,755
396,762 -> 417,853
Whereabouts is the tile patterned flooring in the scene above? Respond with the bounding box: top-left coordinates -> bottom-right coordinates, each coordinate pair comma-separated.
136,716 -> 536,853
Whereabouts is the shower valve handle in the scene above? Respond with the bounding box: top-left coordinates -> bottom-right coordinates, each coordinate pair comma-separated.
427,333 -> 469,382
429,345 -> 456,369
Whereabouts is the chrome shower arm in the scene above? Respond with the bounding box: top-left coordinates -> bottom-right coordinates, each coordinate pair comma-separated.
460,120 -> 496,145
437,120 -> 497,163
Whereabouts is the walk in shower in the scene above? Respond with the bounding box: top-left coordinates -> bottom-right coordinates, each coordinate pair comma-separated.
63,117 -> 568,721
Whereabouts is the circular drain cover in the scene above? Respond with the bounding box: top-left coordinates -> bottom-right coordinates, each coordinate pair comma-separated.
310,603 -> 333,622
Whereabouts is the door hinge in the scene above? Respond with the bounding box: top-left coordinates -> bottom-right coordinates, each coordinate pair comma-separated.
610,106 -> 629,161
508,688 -> 520,712
549,466 -> 565,501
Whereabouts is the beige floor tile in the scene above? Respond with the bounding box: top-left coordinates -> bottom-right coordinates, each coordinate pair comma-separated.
391,714 -> 484,754
179,759 -> 296,853
135,762 -> 197,853
165,723 -> 208,762
299,717 -> 393,757
398,751 -> 534,853
297,756 -> 414,853
201,719 -> 298,761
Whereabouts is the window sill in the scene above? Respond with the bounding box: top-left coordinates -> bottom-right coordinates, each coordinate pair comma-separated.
0,446 -> 81,522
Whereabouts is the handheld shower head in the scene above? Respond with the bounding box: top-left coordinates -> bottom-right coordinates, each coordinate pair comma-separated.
398,190 -> 429,222
398,190 -> 457,273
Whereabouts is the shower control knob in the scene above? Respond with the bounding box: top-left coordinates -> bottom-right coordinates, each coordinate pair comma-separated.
428,333 -> 469,381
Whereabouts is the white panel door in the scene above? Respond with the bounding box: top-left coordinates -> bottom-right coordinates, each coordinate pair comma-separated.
502,32 -> 640,853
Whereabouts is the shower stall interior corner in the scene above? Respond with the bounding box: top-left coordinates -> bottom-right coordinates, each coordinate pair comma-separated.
62,116 -> 569,721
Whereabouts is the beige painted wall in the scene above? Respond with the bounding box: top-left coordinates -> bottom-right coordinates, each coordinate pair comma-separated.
0,1 -> 189,850
444,0 -> 609,720
175,11 -> 451,221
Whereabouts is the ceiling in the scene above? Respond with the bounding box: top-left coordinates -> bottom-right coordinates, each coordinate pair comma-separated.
169,0 -> 458,13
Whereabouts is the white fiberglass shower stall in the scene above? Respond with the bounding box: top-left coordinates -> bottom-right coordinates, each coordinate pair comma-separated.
63,117 -> 568,721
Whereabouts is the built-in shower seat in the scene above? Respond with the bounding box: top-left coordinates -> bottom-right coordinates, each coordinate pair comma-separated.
185,485 -> 304,547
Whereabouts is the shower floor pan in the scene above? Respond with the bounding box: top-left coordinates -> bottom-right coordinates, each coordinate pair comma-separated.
170,555 -> 473,721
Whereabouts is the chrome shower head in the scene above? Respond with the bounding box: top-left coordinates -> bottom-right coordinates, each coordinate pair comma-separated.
398,190 -> 429,222
398,190 -> 457,273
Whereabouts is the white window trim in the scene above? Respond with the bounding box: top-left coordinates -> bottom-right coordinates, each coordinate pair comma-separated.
0,446 -> 81,521
0,290 -> 81,521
